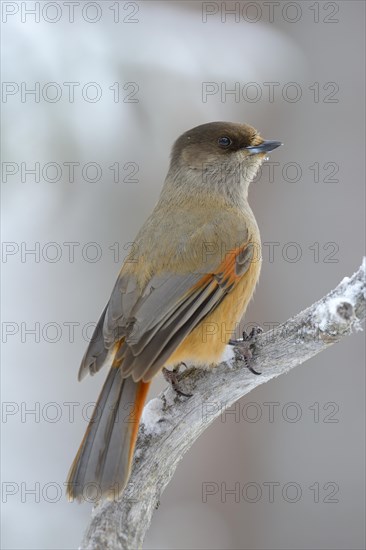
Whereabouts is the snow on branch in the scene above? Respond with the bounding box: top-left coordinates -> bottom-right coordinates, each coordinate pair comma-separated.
80,259 -> 365,550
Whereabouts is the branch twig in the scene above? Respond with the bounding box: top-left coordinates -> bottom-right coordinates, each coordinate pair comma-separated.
80,259 -> 365,550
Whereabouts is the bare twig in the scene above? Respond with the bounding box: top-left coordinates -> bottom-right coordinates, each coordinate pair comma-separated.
80,259 -> 365,550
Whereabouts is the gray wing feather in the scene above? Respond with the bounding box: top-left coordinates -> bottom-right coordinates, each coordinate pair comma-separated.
78,304 -> 109,381
119,279 -> 220,380
133,283 -> 227,382
103,275 -> 141,348
79,242 -> 253,382
126,273 -> 203,355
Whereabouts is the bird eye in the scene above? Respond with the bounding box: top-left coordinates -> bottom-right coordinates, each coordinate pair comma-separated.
218,136 -> 232,147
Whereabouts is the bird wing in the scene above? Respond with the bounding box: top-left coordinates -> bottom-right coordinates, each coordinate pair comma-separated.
78,240 -> 255,383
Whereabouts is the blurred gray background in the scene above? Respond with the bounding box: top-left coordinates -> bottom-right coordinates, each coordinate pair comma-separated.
1,1 -> 365,549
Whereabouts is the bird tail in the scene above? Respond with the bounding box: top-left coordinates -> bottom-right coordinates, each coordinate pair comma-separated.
66,367 -> 150,502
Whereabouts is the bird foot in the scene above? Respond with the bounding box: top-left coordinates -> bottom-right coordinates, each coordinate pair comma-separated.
162,364 -> 193,398
229,326 -> 263,375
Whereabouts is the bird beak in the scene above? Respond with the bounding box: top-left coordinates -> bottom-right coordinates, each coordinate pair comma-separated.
245,140 -> 283,154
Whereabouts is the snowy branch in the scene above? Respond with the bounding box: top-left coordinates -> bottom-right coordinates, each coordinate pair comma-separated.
80,259 -> 365,550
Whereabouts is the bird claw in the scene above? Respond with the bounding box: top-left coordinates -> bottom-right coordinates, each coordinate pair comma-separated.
162,365 -> 193,398
229,326 -> 263,375
243,326 -> 263,341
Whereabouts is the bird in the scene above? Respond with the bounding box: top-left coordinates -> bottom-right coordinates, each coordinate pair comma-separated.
66,121 -> 282,501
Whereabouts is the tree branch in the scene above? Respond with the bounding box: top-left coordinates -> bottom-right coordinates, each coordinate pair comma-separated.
80,259 -> 365,550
